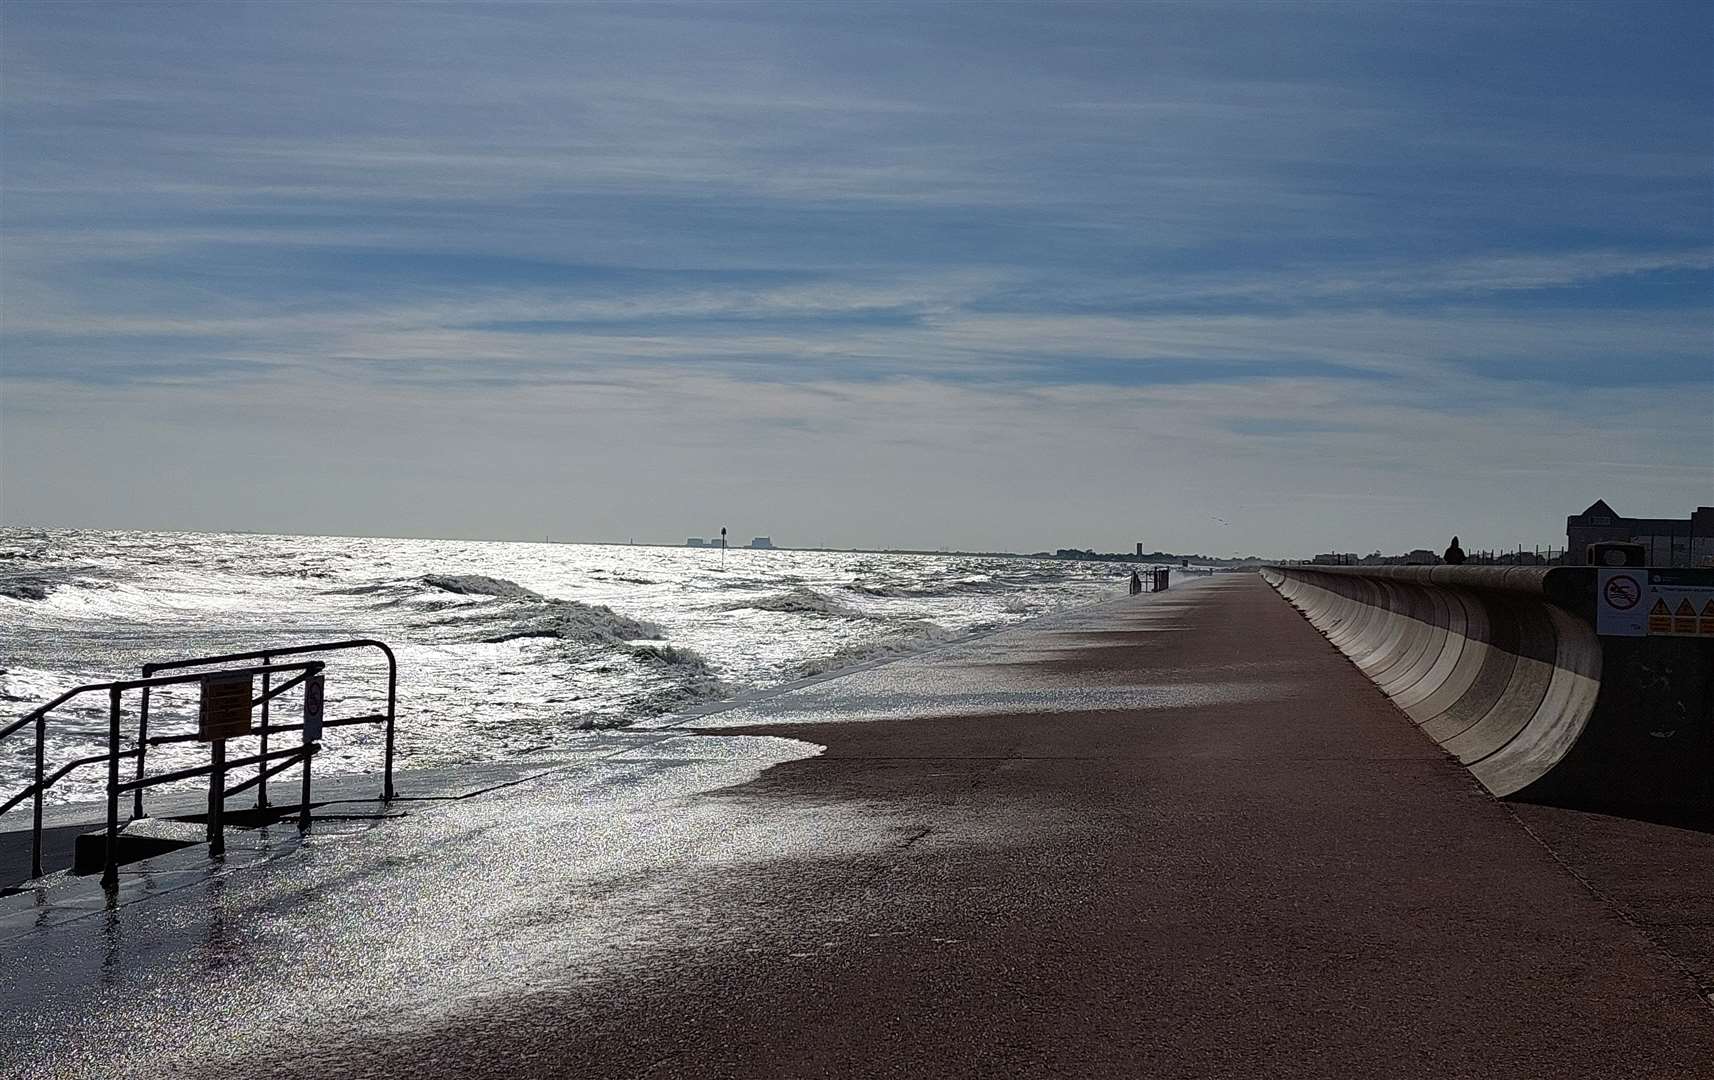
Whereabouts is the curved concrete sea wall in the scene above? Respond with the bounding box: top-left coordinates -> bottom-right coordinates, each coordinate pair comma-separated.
1261,565 -> 1712,814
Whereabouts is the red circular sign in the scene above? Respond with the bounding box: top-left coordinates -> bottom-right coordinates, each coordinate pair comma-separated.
1603,574 -> 1641,610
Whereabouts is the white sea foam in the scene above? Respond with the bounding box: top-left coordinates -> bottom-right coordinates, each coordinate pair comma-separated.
0,528 -> 1126,804
478,599 -> 664,645
421,574 -> 546,600
795,620 -> 969,677
724,586 -> 861,617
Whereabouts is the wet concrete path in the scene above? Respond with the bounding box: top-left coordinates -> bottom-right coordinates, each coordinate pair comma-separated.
3,575 -> 1711,1078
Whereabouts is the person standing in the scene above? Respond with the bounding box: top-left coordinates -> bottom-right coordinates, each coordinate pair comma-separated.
1443,536 -> 1467,565
1129,569 -> 1143,595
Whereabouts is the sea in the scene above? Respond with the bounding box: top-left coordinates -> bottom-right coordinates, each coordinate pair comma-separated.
0,528 -> 1150,806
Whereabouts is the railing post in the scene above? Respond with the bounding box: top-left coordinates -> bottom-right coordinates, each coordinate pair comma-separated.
31,711 -> 45,880
208,740 -> 225,859
299,735 -> 313,833
257,655 -> 271,811
133,684 -> 150,820
102,689 -> 121,889
383,654 -> 397,802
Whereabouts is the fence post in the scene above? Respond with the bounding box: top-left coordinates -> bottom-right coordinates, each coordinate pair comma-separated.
383,653 -> 397,802
31,711 -> 45,880
299,739 -> 313,833
208,740 -> 225,859
102,688 -> 121,889
134,685 -> 150,820
257,655 -> 271,811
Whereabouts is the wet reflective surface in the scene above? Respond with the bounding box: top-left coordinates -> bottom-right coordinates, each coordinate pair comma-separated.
5,578 -> 1711,1079
1,593 -> 1191,1077
1,528 -> 1145,803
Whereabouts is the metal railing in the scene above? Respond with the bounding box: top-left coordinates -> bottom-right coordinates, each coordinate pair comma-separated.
139,638 -> 398,814
2,638 -> 399,888
0,661 -> 322,885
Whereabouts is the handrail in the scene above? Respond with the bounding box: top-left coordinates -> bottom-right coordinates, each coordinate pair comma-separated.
0,668 -> 266,741
140,638 -> 398,805
0,661 -> 322,883
4,637 -> 402,890
0,748 -> 141,817
0,663 -> 321,764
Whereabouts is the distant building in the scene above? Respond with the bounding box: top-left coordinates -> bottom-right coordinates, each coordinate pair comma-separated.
1565,500 -> 1714,567
749,536 -> 775,549
686,538 -> 705,547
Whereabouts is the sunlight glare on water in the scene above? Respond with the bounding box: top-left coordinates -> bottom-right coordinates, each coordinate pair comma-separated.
0,529 -> 1148,803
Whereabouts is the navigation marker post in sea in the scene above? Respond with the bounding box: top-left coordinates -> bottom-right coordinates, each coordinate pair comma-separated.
721,526 -> 727,571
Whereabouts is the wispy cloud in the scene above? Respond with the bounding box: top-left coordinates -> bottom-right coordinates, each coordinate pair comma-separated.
1,0 -> 1709,551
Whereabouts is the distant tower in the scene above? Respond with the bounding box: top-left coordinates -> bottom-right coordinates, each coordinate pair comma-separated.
1136,542 -> 1143,557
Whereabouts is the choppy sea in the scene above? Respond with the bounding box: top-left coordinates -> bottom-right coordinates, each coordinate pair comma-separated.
0,529 -> 1155,805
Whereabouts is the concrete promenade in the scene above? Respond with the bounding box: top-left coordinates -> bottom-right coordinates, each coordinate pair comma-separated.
2,575 -> 1712,1078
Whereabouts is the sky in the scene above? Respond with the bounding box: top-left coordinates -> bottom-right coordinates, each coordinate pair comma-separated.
1,1 -> 1709,557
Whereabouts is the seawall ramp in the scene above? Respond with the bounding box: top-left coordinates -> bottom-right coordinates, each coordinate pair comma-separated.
1262,565 -> 1712,814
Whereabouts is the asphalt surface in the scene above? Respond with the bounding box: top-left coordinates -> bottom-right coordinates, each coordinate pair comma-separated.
2,574 -> 1711,1078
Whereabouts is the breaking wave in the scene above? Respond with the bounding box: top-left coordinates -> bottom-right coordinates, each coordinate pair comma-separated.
628,642 -> 711,671
574,644 -> 728,728
421,574 -> 545,600
725,587 -> 860,618
0,575 -> 55,601
479,599 -> 663,645
795,620 -> 968,677
845,572 -> 1056,598
844,581 -> 948,598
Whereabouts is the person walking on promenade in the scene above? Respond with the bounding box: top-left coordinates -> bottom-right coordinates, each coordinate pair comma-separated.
1443,536 -> 1467,565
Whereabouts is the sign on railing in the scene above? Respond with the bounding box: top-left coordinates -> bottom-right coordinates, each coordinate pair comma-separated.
2,636 -> 399,889
303,674 -> 324,742
199,673 -> 255,741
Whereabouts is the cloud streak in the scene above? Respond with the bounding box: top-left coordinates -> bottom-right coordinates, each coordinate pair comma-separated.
1,0 -> 1709,553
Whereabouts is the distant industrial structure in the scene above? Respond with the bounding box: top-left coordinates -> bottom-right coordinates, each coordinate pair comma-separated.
1565,500 -> 1713,567
689,535 -> 774,549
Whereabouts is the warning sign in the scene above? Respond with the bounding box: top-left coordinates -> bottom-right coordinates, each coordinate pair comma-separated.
199,672 -> 254,741
1602,573 -> 1641,610
1673,599 -> 1698,634
1599,568 -> 1714,638
1647,598 -> 1673,634
1597,570 -> 1648,635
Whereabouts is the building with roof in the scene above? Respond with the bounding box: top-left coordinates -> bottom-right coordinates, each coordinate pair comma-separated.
1564,500 -> 1714,567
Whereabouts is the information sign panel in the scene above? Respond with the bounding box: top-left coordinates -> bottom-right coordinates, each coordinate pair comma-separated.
1597,568 -> 1714,638
199,672 -> 255,741
303,674 -> 325,742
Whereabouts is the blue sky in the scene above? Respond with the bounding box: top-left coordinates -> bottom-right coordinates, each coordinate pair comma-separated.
2,1 -> 1709,555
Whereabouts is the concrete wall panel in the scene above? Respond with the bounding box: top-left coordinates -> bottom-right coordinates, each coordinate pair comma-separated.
1264,564 -> 1713,813
1263,566 -> 1598,799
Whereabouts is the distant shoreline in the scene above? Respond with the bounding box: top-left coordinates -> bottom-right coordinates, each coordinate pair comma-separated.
0,524 -> 1274,565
